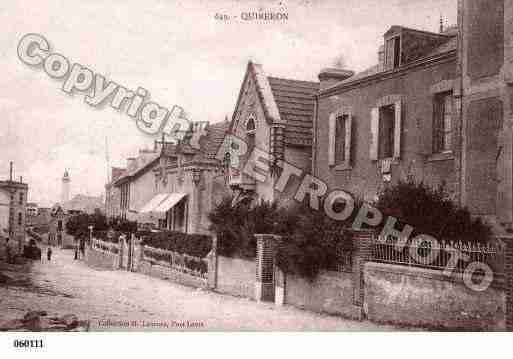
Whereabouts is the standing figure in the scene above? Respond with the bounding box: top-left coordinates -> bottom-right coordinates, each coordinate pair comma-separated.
46,246 -> 52,262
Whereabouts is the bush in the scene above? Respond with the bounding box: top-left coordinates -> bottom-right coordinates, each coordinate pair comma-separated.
110,217 -> 138,234
375,181 -> 492,243
208,196 -> 283,259
209,196 -> 355,279
275,203 -> 353,280
141,231 -> 212,258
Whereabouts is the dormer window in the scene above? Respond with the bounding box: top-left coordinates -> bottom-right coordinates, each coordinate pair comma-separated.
385,36 -> 401,69
246,117 -> 256,133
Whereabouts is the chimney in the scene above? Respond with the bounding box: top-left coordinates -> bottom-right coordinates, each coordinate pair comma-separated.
318,68 -> 354,90
9,161 -> 13,181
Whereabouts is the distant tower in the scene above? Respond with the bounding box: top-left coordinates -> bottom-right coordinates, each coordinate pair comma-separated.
61,169 -> 70,204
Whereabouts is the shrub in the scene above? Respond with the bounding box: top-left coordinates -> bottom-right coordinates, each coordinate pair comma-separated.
208,196 -> 283,259
375,181 -> 492,243
209,196 -> 355,279
141,231 -> 212,258
110,217 -> 138,234
275,203 -> 353,280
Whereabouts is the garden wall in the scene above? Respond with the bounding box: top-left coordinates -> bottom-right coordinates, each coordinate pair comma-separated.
84,245 -> 120,270
216,256 -> 256,299
281,270 -> 362,320
137,259 -> 208,289
363,262 -> 506,330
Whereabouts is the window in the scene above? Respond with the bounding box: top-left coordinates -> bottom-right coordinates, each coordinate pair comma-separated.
246,117 -> 256,132
57,220 -> 63,231
379,104 -> 396,159
370,98 -> 402,161
335,115 -> 347,164
18,212 -> 22,226
19,192 -> 23,205
328,110 -> 352,168
385,36 -> 401,69
433,92 -> 453,153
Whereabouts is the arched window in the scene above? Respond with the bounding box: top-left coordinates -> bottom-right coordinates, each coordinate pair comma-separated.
246,117 -> 256,132
223,152 -> 231,169
18,212 -> 22,226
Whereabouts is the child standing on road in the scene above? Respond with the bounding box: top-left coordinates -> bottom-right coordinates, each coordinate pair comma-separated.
47,247 -> 52,262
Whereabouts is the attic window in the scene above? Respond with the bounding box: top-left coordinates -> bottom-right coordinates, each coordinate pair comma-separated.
246,117 -> 256,132
385,36 -> 401,69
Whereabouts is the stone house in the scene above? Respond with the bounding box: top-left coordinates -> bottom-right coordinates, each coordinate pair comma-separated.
226,62 -> 319,204
105,167 -> 126,220
113,121 -> 229,234
47,204 -> 74,248
0,172 -> 28,257
312,0 -> 513,233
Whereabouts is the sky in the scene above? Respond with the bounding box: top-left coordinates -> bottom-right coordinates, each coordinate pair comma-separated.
0,0 -> 457,206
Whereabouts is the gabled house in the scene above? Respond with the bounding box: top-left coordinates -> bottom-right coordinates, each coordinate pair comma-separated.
113,121 -> 230,234
226,62 -> 319,204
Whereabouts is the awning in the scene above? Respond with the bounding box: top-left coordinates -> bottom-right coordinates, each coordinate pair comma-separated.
153,193 -> 187,213
138,193 -> 170,213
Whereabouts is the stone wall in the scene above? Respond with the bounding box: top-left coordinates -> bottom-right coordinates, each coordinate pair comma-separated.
364,262 -> 506,330
282,270 -> 361,319
216,256 -> 256,299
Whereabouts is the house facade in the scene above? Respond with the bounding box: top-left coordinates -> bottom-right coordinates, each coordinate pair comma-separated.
226,62 -> 319,204
0,175 -> 28,256
105,167 -> 126,220
313,0 -> 513,233
113,122 -> 229,234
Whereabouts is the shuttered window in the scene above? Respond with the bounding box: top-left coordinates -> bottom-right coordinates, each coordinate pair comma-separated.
433,92 -> 453,153
370,100 -> 402,160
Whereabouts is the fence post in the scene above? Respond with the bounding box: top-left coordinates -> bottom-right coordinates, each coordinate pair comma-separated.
207,234 -> 218,289
255,234 -> 278,302
350,229 -> 375,317
503,236 -> 513,331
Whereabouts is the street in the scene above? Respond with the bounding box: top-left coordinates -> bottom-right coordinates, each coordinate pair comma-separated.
0,246 -> 394,331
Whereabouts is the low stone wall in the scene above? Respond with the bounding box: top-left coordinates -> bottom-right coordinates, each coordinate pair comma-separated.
216,256 -> 256,299
84,245 -> 120,270
137,260 -> 208,289
364,262 -> 506,330
281,270 -> 362,319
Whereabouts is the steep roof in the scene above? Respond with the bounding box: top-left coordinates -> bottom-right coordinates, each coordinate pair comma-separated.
267,77 -> 319,146
199,120 -> 230,159
230,62 -> 319,147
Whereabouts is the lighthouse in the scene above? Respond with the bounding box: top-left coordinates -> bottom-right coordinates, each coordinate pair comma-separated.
61,170 -> 70,204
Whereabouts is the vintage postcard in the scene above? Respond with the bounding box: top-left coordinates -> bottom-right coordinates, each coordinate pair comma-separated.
1,0 -> 512,348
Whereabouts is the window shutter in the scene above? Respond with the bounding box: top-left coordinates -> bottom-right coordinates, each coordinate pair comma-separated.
328,114 -> 336,166
344,113 -> 352,164
370,107 -> 379,160
393,100 -> 402,159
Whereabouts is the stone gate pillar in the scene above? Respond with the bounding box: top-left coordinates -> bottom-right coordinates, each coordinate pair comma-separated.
255,234 -> 278,302
349,229 -> 375,311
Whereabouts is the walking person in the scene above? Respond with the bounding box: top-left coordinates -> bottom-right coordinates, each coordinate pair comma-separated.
46,246 -> 52,262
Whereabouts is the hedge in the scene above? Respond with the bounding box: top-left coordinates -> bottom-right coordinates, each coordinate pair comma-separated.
140,231 -> 212,258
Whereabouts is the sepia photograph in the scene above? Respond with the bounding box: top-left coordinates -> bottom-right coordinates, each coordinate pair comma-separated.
0,0 -> 511,356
